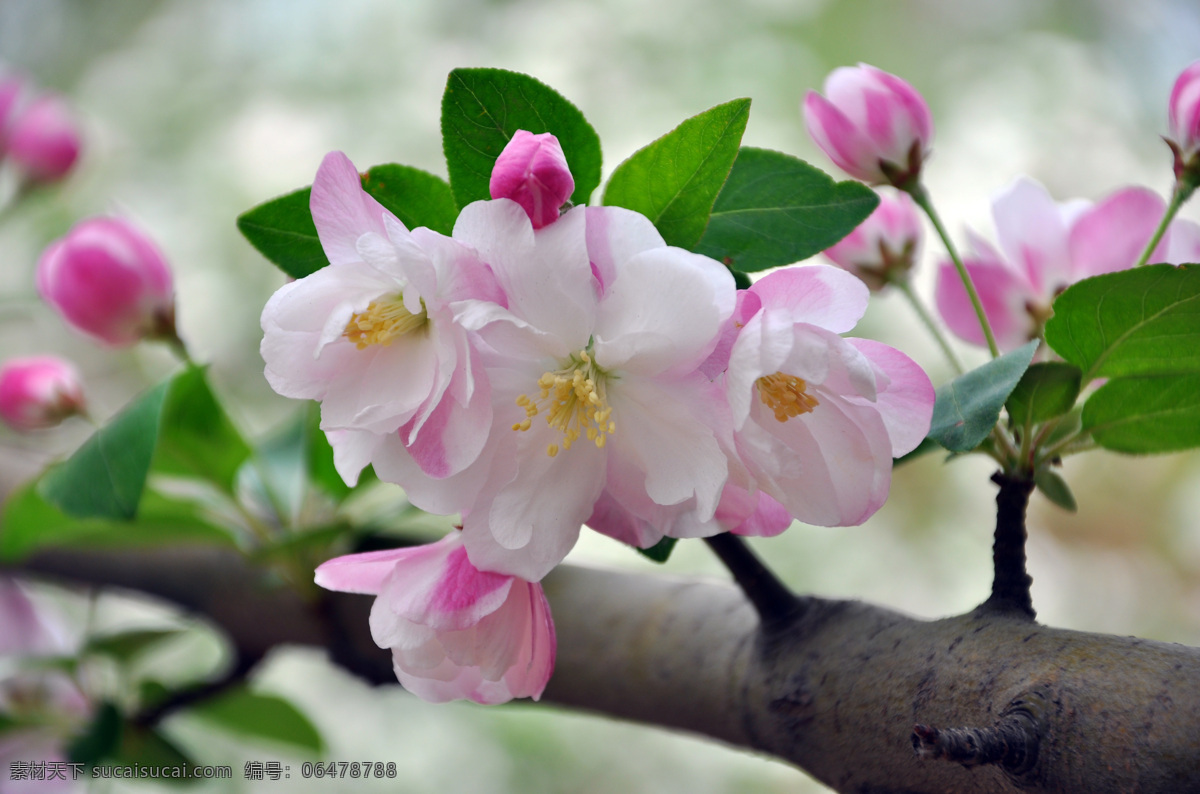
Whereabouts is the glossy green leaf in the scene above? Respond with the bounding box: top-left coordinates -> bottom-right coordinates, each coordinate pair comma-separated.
154,366 -> 251,494
1034,468 -> 1077,512
360,163 -> 458,236
694,148 -> 879,272
1044,264 -> 1200,381
0,484 -> 238,561
1081,374 -> 1200,453
236,187 -> 326,279
928,341 -> 1039,452
39,381 -> 170,520
85,629 -> 183,663
441,68 -> 601,209
602,99 -> 750,249
636,536 -> 677,564
1005,362 -> 1082,428
187,688 -> 323,753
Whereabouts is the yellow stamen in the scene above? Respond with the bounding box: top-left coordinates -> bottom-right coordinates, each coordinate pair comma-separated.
757,372 -> 819,423
514,349 -> 616,456
343,294 -> 428,349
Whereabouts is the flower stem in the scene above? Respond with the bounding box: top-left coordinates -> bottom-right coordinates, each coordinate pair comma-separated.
909,184 -> 1000,359
1134,180 -> 1194,268
895,278 -> 964,375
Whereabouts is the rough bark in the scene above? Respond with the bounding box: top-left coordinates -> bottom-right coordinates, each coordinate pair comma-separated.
8,547 -> 1200,794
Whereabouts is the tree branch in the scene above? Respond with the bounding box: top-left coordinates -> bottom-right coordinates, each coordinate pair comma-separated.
6,547 -> 1200,793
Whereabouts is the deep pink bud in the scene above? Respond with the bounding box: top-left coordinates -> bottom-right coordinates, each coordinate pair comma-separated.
823,190 -> 922,290
0,356 -> 86,431
37,217 -> 176,347
5,93 -> 81,183
803,64 -> 933,187
1167,60 -> 1200,183
489,130 -> 574,229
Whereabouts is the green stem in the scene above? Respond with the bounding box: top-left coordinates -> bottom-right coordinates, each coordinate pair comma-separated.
909,185 -> 1000,359
895,278 -> 964,375
1134,181 -> 1194,268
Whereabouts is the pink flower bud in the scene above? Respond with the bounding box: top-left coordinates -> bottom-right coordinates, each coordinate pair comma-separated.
489,130 -> 575,229
0,356 -> 85,431
1167,60 -> 1200,183
37,216 -> 176,347
803,64 -> 933,187
823,190 -> 922,290
5,93 -> 81,184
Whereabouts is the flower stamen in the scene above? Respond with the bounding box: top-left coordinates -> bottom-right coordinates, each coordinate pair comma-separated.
513,349 -> 615,456
343,294 -> 428,349
757,372 -> 819,423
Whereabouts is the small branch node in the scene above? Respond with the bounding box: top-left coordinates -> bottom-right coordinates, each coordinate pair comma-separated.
913,689 -> 1048,777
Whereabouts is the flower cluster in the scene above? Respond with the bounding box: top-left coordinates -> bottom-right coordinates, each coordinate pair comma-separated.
267,135 -> 935,704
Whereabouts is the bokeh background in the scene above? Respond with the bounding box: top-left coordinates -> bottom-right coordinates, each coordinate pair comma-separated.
2,0 -> 1199,791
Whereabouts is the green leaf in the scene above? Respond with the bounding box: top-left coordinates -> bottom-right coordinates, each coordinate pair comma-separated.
0,483 -> 238,561
694,148 -> 879,272
68,702 -> 123,766
114,726 -> 201,784
441,68 -> 602,209
1034,468 -> 1077,512
1044,264 -> 1200,381
602,99 -> 750,249
636,536 -> 677,564
928,341 -> 1039,452
1005,362 -> 1082,428
236,187 -> 327,279
1081,374 -> 1200,453
360,163 -> 458,236
154,366 -> 251,494
85,629 -> 183,664
39,381 -> 170,520
187,688 -> 323,754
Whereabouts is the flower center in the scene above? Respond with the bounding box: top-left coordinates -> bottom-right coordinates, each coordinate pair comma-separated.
343,294 -> 428,349
513,349 -> 615,457
757,372 -> 819,422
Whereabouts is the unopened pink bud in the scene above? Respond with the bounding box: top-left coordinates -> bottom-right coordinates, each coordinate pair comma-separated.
1167,60 -> 1200,183
489,130 -> 574,229
823,190 -> 922,290
5,93 -> 81,184
37,217 -> 176,347
803,64 -> 933,187
0,356 -> 86,431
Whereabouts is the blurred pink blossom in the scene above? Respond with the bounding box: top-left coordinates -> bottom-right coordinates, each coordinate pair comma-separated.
822,189 -> 922,290
37,217 -> 175,347
1167,59 -> 1200,182
5,93 -> 81,184
0,357 -> 85,432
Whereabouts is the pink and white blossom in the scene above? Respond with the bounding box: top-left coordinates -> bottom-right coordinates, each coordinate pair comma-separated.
489,131 -> 575,229
5,93 -> 81,184
314,533 -> 555,704
260,151 -> 505,482
934,177 -> 1195,350
0,356 -> 85,432
803,64 -> 933,186
373,202 -> 736,580
37,217 -> 175,347
721,266 -> 934,527
823,189 -> 922,290
1167,60 -> 1200,181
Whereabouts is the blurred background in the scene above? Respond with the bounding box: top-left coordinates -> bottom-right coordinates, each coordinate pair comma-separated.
1,0 -> 1199,791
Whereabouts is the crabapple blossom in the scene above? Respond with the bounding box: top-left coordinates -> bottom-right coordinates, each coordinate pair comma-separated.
372,201 -> 736,580
822,189 -> 922,290
489,130 -> 575,229
721,266 -> 934,527
0,356 -> 85,432
260,151 -> 505,482
934,177 -> 1197,350
1167,59 -> 1200,183
803,64 -> 933,187
314,533 -> 555,704
37,217 -> 175,347
4,93 -> 81,184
